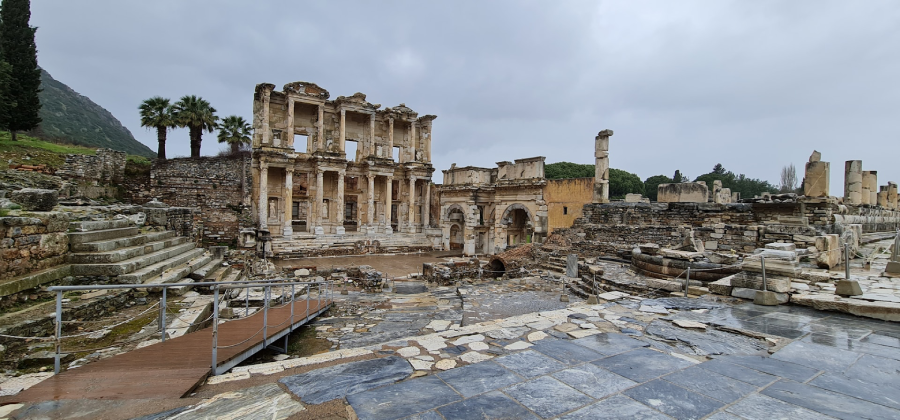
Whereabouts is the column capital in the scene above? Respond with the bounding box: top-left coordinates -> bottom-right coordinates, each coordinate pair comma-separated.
340,108 -> 346,116
338,169 -> 346,176
285,166 -> 294,174
260,161 -> 269,170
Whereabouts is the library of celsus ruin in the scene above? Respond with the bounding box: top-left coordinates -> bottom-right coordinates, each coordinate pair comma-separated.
250,82 -> 437,246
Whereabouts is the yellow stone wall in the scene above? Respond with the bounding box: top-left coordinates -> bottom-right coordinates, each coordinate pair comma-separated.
544,177 -> 593,233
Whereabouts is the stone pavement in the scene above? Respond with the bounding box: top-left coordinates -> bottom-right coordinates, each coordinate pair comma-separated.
7,295 -> 900,419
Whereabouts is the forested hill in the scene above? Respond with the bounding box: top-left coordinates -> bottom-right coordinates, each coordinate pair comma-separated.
36,68 -> 155,157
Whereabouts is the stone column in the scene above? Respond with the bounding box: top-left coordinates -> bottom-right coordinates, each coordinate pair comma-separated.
410,122 -> 417,161
388,118 -> 394,159
315,169 -> 324,230
592,129 -> 613,203
286,98 -> 295,149
803,150 -> 829,197
878,186 -> 889,208
261,88 -> 272,146
888,182 -> 899,210
283,168 -> 293,238
336,169 -> 345,234
844,160 -> 863,205
367,174 -> 375,227
862,171 -> 877,205
316,104 -> 324,152
385,176 -> 393,232
339,109 -> 346,153
369,114 -> 376,157
408,176 -> 416,232
259,162 -> 268,229
424,180 -> 431,228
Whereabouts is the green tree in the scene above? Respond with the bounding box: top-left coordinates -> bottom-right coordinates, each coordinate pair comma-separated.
609,168 -> 644,199
694,163 -> 778,199
0,60 -> 12,130
0,0 -> 41,141
643,174 -> 673,201
673,170 -> 683,183
139,96 -> 175,160
173,95 -> 217,158
217,115 -> 252,155
544,161 -> 594,179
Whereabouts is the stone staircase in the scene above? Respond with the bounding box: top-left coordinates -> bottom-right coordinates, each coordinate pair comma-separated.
537,255 -> 567,277
66,220 -> 220,291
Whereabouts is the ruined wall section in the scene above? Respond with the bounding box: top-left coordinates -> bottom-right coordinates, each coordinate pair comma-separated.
150,156 -> 251,245
56,148 -> 127,199
545,178 -> 593,234
0,213 -> 68,281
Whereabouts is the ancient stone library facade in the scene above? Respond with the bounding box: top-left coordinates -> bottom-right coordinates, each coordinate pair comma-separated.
250,82 -> 436,238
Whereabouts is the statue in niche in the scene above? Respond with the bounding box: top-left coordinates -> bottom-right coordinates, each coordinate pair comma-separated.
322,200 -> 329,219
415,150 -> 424,161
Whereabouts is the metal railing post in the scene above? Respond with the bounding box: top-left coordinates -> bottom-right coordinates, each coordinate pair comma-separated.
160,288 -> 167,343
684,268 -> 690,297
844,242 -> 850,280
245,286 -> 250,317
54,290 -> 62,375
291,284 -> 295,327
211,285 -> 219,376
761,256 -> 768,292
263,286 -> 269,346
306,285 -> 310,318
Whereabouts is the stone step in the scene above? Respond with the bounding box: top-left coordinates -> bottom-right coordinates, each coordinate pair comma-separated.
0,265 -> 72,298
205,265 -> 232,283
71,231 -> 176,253
68,236 -> 189,264
68,219 -> 133,232
144,253 -> 213,292
71,242 -> 197,278
189,258 -> 222,281
68,227 -> 140,245
121,248 -> 208,286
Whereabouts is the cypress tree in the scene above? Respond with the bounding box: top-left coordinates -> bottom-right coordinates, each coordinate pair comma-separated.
0,0 -> 41,141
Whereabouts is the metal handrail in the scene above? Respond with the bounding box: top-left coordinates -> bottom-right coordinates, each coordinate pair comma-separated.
49,278 -> 334,375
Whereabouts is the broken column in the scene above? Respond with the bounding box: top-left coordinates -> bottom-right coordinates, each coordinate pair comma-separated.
592,129 -> 612,203
844,160 -> 863,205
889,182 -> 899,210
803,150 -> 829,197
878,185 -> 889,208
862,171 -> 877,205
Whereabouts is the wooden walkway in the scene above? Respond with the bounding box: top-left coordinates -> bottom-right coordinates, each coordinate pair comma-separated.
3,297 -> 332,402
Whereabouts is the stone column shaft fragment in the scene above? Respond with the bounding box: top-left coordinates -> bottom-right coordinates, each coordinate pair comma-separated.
259,162 -> 268,229
286,98 -> 294,149
408,176 -> 416,231
592,129 -> 613,203
283,168 -> 293,237
339,109 -> 346,153
844,160 -> 863,205
316,169 -> 324,227
317,104 -> 324,152
386,176 -> 393,227
336,170 -> 345,225
367,174 -> 375,226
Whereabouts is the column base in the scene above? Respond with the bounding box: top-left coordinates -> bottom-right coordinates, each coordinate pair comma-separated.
314,226 -> 325,236
335,226 -> 346,235
384,226 -> 393,236
282,226 -> 293,239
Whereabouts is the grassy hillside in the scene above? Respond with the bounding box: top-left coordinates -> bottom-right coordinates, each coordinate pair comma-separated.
0,132 -> 150,169
36,68 -> 156,158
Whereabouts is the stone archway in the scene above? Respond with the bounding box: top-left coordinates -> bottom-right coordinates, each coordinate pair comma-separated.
499,203 -> 534,246
449,223 -> 464,250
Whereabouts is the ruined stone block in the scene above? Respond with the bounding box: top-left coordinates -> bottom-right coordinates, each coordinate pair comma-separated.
657,183 -> 708,203
709,275 -> 734,296
731,272 -> 792,293
835,280 -> 863,297
815,234 -> 841,269
9,189 -> 57,211
731,287 -> 789,303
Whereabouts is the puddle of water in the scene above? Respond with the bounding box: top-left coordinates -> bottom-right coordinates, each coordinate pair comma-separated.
274,250 -> 463,278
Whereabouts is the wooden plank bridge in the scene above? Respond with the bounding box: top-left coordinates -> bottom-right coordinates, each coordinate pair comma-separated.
3,296 -> 332,402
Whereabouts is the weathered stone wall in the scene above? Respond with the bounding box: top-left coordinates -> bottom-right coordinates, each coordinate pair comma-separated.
0,213 -> 69,281
545,177 -> 593,234
56,148 -> 127,199
559,200 -> 900,258
150,156 -> 251,245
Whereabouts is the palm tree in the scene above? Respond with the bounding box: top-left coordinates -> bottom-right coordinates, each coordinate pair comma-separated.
138,96 -> 175,160
217,115 -> 252,155
172,95 -> 218,158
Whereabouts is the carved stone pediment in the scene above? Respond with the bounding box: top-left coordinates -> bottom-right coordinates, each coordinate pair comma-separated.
387,103 -> 418,119
282,81 -> 330,99
335,92 -> 380,110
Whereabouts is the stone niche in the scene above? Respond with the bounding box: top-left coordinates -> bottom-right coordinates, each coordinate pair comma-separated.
657,182 -> 709,203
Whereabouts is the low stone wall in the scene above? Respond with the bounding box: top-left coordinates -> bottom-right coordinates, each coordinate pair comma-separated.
559,200 -> 900,258
0,213 -> 69,282
56,148 -> 127,199
149,156 -> 252,246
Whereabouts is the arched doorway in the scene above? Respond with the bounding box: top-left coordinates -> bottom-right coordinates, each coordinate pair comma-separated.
501,204 -> 533,246
488,258 -> 506,277
449,224 -> 464,250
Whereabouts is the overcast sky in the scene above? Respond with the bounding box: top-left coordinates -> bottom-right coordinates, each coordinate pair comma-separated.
32,1 -> 900,190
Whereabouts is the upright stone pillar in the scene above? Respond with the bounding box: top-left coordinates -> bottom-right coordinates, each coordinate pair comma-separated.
410,122 -> 417,161
385,176 -> 393,233
889,182 -> 899,210
408,176 -> 416,232
286,98 -> 295,149
862,171 -> 877,205
844,160 -> 863,205
261,86 -> 272,146
369,114 -> 376,157
803,150 -> 829,197
259,162 -> 268,229
315,169 -> 324,230
316,105 -> 325,152
339,109 -> 346,153
566,254 -> 578,277
592,129 -> 613,203
336,170 -> 345,234
878,186 -> 889,208
387,118 -> 394,159
283,168 -> 293,238
423,180 -> 431,228
367,174 -> 375,228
